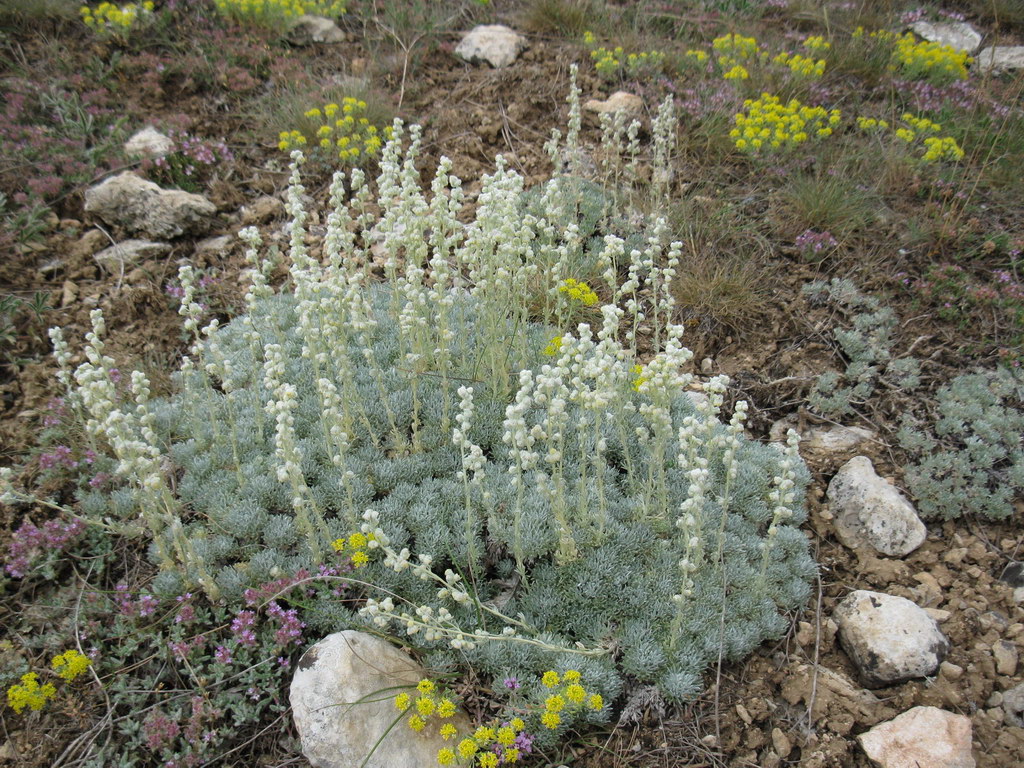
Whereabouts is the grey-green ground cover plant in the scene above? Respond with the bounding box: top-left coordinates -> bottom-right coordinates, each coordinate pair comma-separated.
2,75 -> 815,762
897,366 -> 1024,521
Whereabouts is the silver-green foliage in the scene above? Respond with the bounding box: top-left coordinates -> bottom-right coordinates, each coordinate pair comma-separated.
70,113 -> 815,704
804,278 -> 920,418
897,367 -> 1024,520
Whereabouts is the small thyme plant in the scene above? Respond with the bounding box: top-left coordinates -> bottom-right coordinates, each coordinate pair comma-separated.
6,75 -> 815,716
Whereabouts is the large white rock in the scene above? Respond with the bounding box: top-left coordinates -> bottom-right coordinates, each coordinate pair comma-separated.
84,172 -> 216,239
124,126 -> 173,158
858,706 -> 975,768
909,21 -> 982,53
975,46 -> 1024,74
584,91 -> 644,116
835,591 -> 949,687
455,25 -> 527,68
94,239 -> 170,271
827,456 -> 926,557
288,14 -> 345,45
290,631 -> 470,768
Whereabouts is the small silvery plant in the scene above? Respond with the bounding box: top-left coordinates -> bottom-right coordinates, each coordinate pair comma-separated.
40,79 -> 815,708
803,277 -> 920,418
897,366 -> 1024,521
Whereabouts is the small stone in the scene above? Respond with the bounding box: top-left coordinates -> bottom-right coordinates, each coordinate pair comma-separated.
287,14 -> 345,44
455,25 -> 527,68
939,661 -> 963,681
975,46 -> 1024,74
909,21 -> 983,53
583,91 -> 644,116
94,239 -> 171,272
986,691 -> 1003,708
124,126 -> 174,158
61,280 -> 78,308
993,640 -> 1018,676
242,196 -> 285,225
827,456 -> 927,557
194,234 -> 233,260
925,608 -> 951,623
735,703 -> 753,724
1015,587 -> 1024,604
70,229 -> 108,259
858,706 -> 974,768
1003,682 -> 1024,727
770,417 -> 876,463
38,258 -> 63,278
1000,561 -> 1024,588
771,727 -> 792,757
796,621 -> 815,646
834,590 -> 949,687
700,357 -> 714,375
291,631 -> 471,768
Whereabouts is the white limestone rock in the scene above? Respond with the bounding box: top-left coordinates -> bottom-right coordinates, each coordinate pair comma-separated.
455,25 -> 527,68
584,91 -> 644,116
94,239 -> 170,271
827,456 -> 927,557
975,46 -> 1024,74
909,21 -> 982,53
193,234 -> 233,259
835,591 -> 949,687
290,631 -> 471,768
770,416 -> 876,462
84,172 -> 216,239
858,706 -> 975,768
288,14 -> 345,45
124,126 -> 173,158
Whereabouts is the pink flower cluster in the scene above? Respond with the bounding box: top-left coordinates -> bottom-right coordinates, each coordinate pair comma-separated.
114,583 -> 160,618
5,516 -> 86,577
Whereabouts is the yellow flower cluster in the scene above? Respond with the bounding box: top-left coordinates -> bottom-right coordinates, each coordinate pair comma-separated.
6,673 -> 56,714
851,27 -> 895,42
712,33 -> 761,61
922,136 -> 965,162
802,35 -> 831,51
7,649 -> 94,715
902,113 -> 942,135
539,669 -> 603,730
214,0 -> 346,28
856,113 -> 964,163
397,679 -> 529,767
773,51 -> 827,78
279,98 -> 389,164
543,336 -> 563,357
631,364 -> 647,392
52,650 -> 91,683
79,2 -> 154,39
584,33 -> 665,81
559,278 -> 599,306
711,33 -> 768,82
685,49 -> 708,64
730,94 -> 841,154
855,116 -> 890,132
330,530 -> 377,567
893,33 -> 971,81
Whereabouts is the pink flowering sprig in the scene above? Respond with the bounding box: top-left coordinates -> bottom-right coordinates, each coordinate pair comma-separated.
4,516 -> 86,578
142,130 -> 233,193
